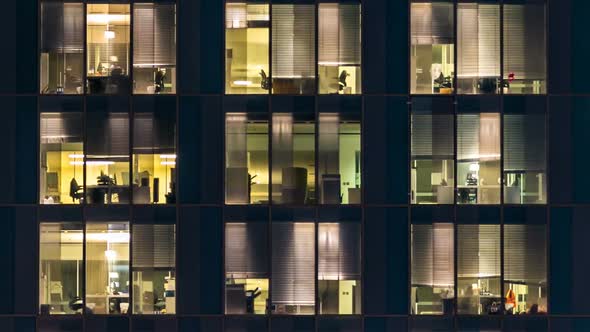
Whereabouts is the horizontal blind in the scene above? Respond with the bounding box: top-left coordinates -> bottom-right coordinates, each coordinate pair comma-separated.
457,4 -> 500,78
458,225 -> 500,278
433,223 -> 454,287
457,114 -> 480,160
503,4 -> 546,80
504,113 -> 546,172
412,224 -> 454,287
133,4 -> 176,66
504,224 -> 546,284
457,113 -> 500,161
272,5 -> 315,78
40,113 -> 83,144
411,113 -> 454,160
318,223 -> 361,281
318,4 -> 361,65
272,223 -> 315,305
41,3 -> 84,52
132,224 -> 175,268
225,222 -> 268,278
133,112 -> 175,154
412,224 -> 433,286
411,3 -> 454,45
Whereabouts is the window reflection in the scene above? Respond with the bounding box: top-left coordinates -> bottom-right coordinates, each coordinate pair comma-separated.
87,5 -> 131,94
318,3 -> 362,95
272,112 -> 315,204
411,2 -> 454,94
39,223 -> 84,315
226,2 -> 270,94
85,222 -> 130,315
40,2 -> 84,94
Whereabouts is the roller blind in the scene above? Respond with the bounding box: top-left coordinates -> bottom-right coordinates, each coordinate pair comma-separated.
225,222 -> 269,279
272,222 -> 315,305
503,4 -> 546,80
411,113 -> 454,160
41,3 -> 84,52
411,3 -> 454,45
504,224 -> 546,284
504,113 -> 546,172
132,224 -> 175,268
318,223 -> 361,281
40,113 -> 83,144
457,113 -> 500,161
458,224 -> 500,278
412,223 -> 454,287
133,4 -> 176,66
318,3 -> 361,65
272,5 -> 315,78
457,4 -> 500,78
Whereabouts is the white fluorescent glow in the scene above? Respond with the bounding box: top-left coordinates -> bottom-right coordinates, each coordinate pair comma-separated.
160,161 -> 176,166
104,250 -> 117,261
104,30 -> 116,39
69,154 -> 85,159
233,80 -> 252,86
159,154 -> 177,159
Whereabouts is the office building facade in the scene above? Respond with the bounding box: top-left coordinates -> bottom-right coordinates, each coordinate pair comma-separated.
1,0 -> 590,331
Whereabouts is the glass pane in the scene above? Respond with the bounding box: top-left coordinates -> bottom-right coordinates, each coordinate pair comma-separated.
133,111 -> 176,204
86,222 -> 130,315
87,4 -> 131,94
318,3 -> 362,95
503,3 -> 546,94
318,113 -> 361,205
226,3 -> 270,94
225,113 -> 269,204
272,113 -> 315,204
133,4 -> 177,94
40,2 -> 84,94
40,112 -> 84,204
411,223 -> 455,315
272,4 -> 316,95
225,222 -> 269,315
411,2 -> 455,94
39,223 -> 83,315
457,224 -> 501,315
132,224 -> 176,314
457,113 -> 501,204
457,3 -> 500,94
318,222 -> 362,315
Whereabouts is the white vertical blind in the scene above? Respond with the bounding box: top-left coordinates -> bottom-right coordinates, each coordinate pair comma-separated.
133,3 -> 176,66
318,3 -> 361,65
457,4 -> 500,78
272,5 -> 315,78
412,223 -> 454,287
318,223 -> 361,281
458,224 -> 500,278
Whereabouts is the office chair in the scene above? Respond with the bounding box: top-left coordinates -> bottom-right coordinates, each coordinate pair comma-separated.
260,69 -> 271,90
338,70 -> 349,91
69,178 -> 83,203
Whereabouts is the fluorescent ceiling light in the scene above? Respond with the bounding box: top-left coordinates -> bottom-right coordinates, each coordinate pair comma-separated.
104,30 -> 116,39
233,80 -> 252,86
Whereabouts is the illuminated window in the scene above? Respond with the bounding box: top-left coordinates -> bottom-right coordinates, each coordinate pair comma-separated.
318,3 -> 362,95
225,2 -> 270,94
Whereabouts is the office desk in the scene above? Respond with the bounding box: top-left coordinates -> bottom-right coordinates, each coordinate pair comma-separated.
86,185 -> 130,204
457,185 -> 501,204
86,294 -> 129,314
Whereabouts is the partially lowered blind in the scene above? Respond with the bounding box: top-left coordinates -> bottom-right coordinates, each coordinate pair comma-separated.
133,4 -> 176,66
504,224 -> 546,284
272,222 -> 315,305
503,4 -> 546,80
40,113 -> 83,144
272,5 -> 315,78
457,4 -> 500,78
504,113 -> 546,172
41,2 -> 84,52
225,222 -> 268,278
318,3 -> 361,65
412,223 -> 454,287
87,113 -> 129,156
411,3 -> 454,45
411,113 -> 454,160
132,224 -> 175,268
458,224 -> 500,278
457,113 -> 500,161
318,223 -> 361,281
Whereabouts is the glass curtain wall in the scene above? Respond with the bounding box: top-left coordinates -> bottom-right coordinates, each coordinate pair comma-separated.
87,4 -> 131,94
457,3 -> 500,94
40,111 -> 84,204
271,111 -> 315,204
133,3 -> 177,94
318,3 -> 362,94
411,98 -> 454,204
411,2 -> 455,94
226,2 -> 270,94
39,222 -> 84,315
85,222 -> 130,314
271,4 -> 316,94
40,2 -> 84,94
132,223 -> 176,314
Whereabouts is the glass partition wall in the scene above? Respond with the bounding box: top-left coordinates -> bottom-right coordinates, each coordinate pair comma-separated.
411,2 -> 455,94
87,4 -> 131,94
226,2 -> 270,94
132,3 -> 177,94
40,2 -> 84,94
318,3 -> 362,95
